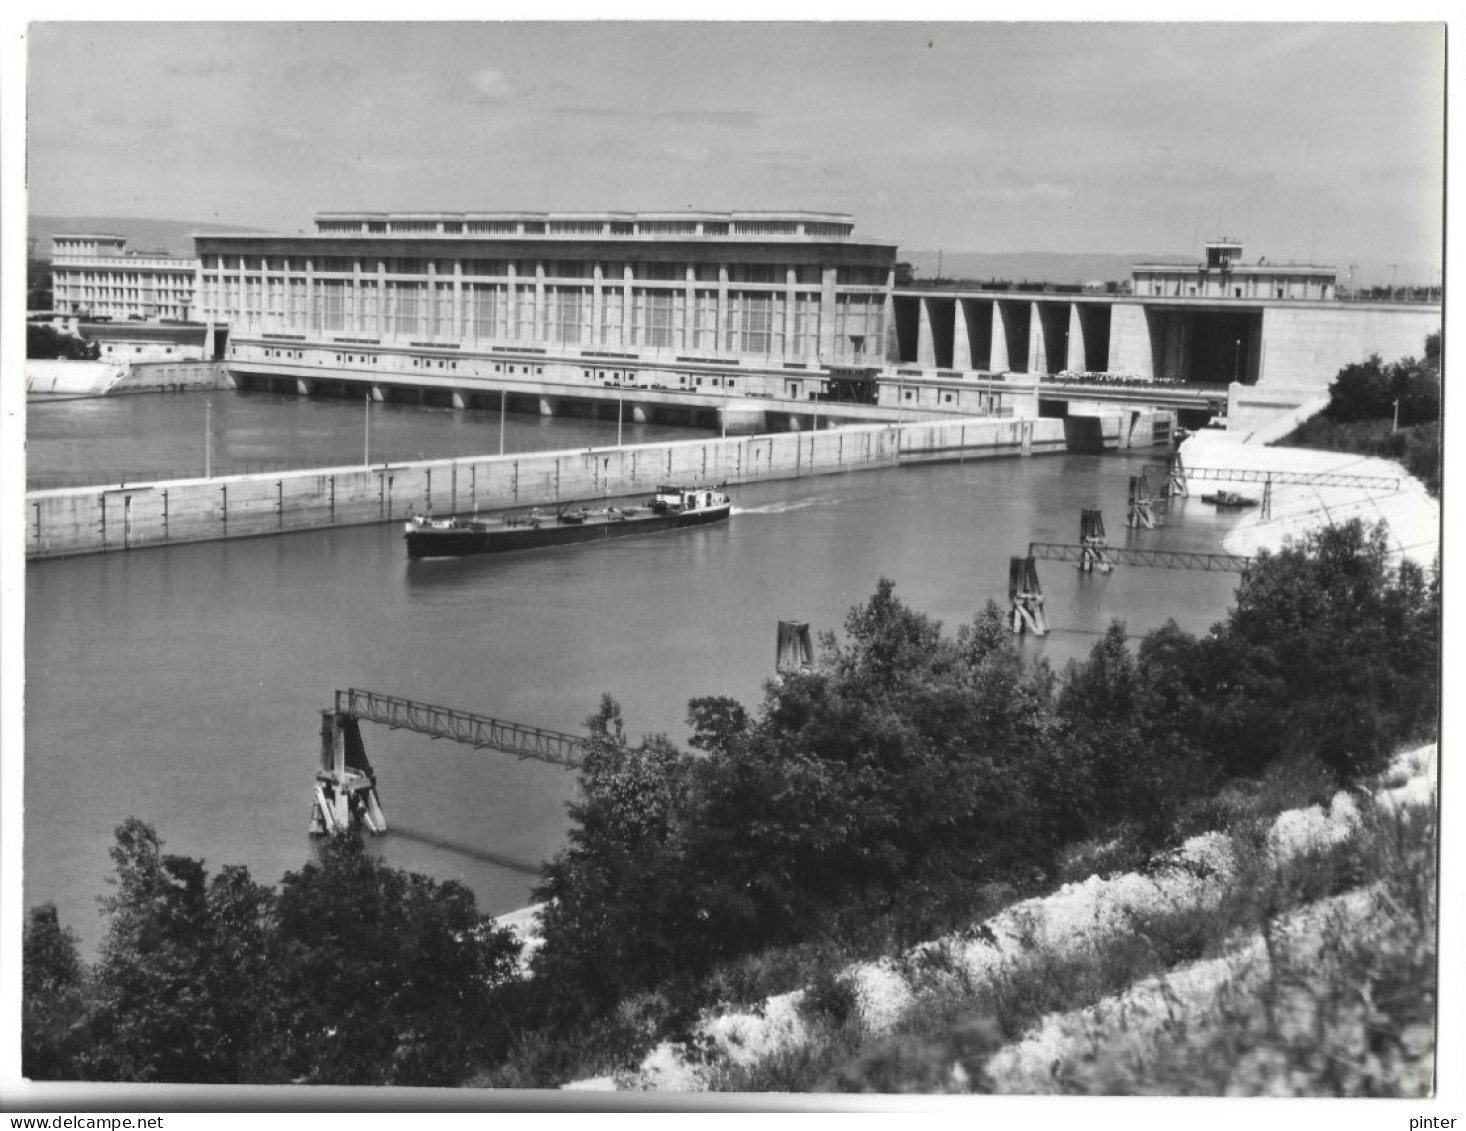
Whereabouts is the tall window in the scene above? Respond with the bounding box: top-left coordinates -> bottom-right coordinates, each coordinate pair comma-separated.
433,284 -> 455,338
468,284 -> 502,341
390,282 -> 423,336
316,280 -> 346,332
358,281 -> 379,335
735,294 -> 772,354
551,288 -> 585,344
639,291 -> 674,348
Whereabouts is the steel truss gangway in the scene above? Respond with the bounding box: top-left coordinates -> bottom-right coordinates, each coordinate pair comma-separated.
1027,542 -> 1254,573
309,687 -> 589,836
1183,467 -> 1400,491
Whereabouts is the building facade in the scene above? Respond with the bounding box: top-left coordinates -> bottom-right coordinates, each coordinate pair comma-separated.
50,234 -> 199,322
194,211 -> 898,373
1131,240 -> 1337,302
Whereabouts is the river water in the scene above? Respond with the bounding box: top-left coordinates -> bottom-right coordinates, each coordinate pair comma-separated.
24,390 -> 1248,955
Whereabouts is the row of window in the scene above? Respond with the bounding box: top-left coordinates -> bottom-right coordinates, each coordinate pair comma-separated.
309,219 -> 851,238
198,256 -> 854,284
205,286 -> 885,363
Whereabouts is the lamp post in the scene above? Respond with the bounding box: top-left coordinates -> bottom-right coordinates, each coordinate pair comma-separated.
1233,338 -> 1241,382
363,393 -> 370,466
1393,398 -> 1400,434
499,388 -> 506,455
205,398 -> 213,478
617,391 -> 623,447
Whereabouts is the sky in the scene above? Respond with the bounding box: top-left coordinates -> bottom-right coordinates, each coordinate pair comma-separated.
15,20 -> 1448,288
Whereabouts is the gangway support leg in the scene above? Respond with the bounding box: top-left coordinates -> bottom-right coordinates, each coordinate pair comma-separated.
310,709 -> 388,837
1008,556 -> 1049,636
1078,508 -> 1114,573
1167,452 -> 1189,499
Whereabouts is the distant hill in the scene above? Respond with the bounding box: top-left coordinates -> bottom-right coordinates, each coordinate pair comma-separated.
27,216 -> 271,259
902,250 -> 1195,287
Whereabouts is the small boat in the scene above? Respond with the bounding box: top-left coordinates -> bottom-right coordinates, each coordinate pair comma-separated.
405,485 -> 732,559
1201,489 -> 1259,508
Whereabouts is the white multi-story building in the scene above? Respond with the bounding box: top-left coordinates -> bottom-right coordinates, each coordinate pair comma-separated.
1131,240 -> 1337,301
195,210 -> 898,372
50,234 -> 199,321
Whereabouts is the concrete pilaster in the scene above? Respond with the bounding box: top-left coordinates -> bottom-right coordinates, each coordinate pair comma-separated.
1107,304 -> 1155,379
592,263 -> 604,347
916,297 -> 937,369
536,265 -> 546,345
784,267 -> 798,362
819,265 -> 837,361
953,299 -> 973,370
990,303 -> 1011,372
1028,303 -> 1048,375
686,266 -> 697,353
1066,304 -> 1087,372
718,266 -> 730,354
506,262 -> 518,341
622,264 -> 633,350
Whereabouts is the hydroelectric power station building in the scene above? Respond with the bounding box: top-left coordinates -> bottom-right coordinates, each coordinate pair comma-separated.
51,215 -> 1440,433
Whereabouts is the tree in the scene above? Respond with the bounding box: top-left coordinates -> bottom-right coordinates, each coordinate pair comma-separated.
87,820 -> 241,1082
27,322 -> 100,361
1219,520 -> 1435,780
1326,354 -> 1393,423
272,834 -> 522,1086
22,904 -> 90,1080
532,696 -> 702,1016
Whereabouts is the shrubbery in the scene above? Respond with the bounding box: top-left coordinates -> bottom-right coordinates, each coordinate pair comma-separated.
24,826 -> 521,1085
1279,333 -> 1442,495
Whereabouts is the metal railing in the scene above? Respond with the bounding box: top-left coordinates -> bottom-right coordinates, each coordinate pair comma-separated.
1027,543 -> 1254,573
336,688 -> 588,769
1185,467 -> 1400,490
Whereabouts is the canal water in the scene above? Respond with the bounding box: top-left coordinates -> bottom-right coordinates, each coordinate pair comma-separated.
25,391 -> 1248,955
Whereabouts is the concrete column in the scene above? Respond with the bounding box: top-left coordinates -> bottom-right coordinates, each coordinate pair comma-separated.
452,390 -> 468,409
370,384 -> 386,402
295,379 -> 313,396
882,285 -> 898,364
631,404 -> 649,424
916,297 -> 937,368
592,263 -> 604,346
535,265 -> 546,345
375,259 -> 386,339
506,262 -> 518,341
539,396 -> 557,416
783,267 -> 797,363
989,303 -> 1011,372
1066,303 -> 1087,372
622,264 -> 634,350
717,265 -> 730,354
818,265 -> 837,361
952,299 -> 974,370
452,261 -> 463,343
686,265 -> 697,353
1028,303 -> 1048,375
1107,305 -> 1154,380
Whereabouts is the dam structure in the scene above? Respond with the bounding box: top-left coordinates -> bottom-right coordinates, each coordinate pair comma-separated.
40,219 -> 1429,436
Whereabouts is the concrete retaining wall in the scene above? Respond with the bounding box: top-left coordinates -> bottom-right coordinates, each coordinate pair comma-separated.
111,361 -> 235,394
25,416 -> 1068,559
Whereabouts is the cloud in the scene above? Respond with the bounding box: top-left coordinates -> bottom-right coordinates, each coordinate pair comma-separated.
466,68 -> 515,103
